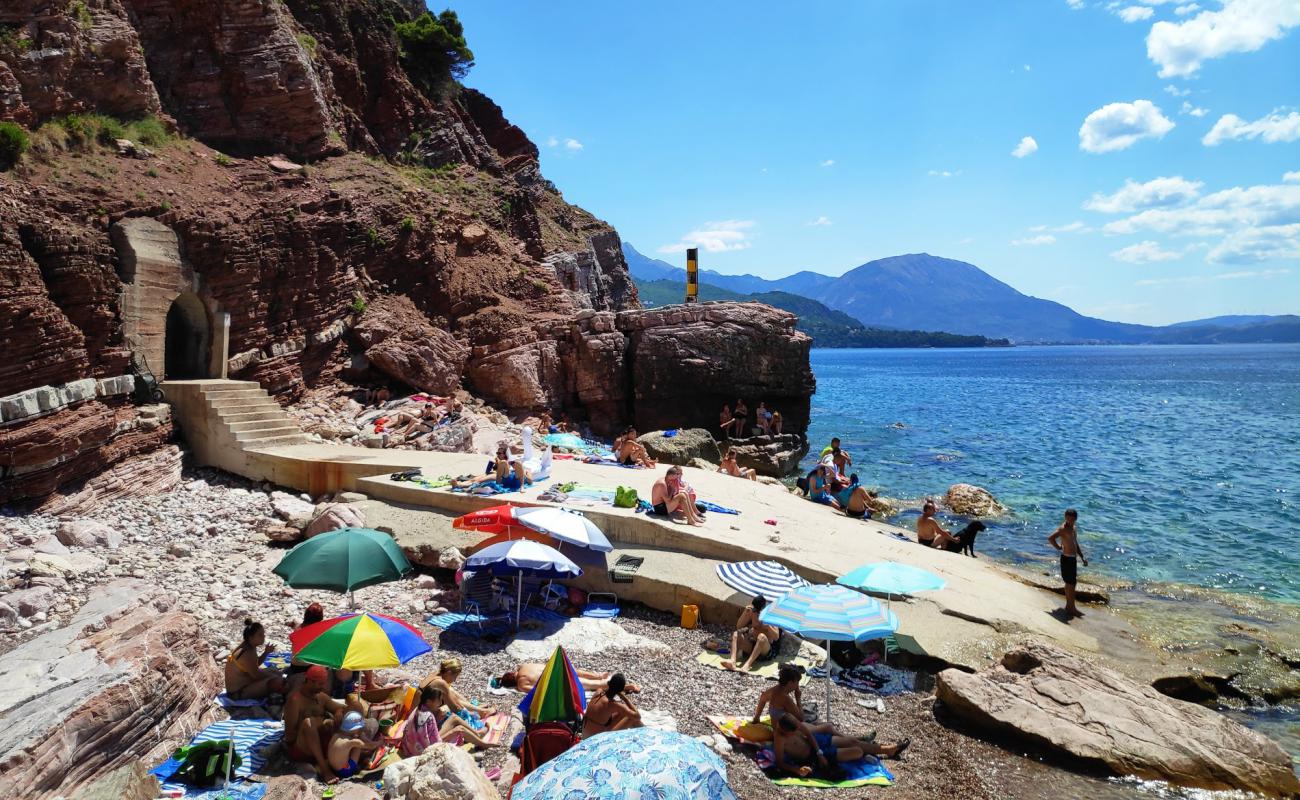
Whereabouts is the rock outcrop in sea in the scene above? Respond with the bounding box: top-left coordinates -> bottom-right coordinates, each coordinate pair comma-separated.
0,0 -> 814,511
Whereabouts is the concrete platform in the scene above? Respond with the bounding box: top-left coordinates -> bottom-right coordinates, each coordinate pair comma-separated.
240,442 -> 1106,672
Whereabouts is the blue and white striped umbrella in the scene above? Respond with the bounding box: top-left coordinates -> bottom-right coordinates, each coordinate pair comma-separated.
715,560 -> 809,603
759,583 -> 899,723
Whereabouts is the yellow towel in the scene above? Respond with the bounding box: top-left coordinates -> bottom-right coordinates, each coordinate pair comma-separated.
695,650 -> 816,683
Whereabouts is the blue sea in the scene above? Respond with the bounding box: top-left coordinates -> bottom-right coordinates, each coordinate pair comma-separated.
802,344 -> 1300,604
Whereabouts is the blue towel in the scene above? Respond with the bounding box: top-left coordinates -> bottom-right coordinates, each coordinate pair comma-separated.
426,605 -> 567,636
582,603 -> 620,619
697,500 -> 740,515
152,719 -> 283,797
214,693 -> 268,709
261,651 -> 291,671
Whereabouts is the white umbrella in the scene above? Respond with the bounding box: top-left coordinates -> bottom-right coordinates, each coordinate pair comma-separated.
515,507 -> 613,552
464,539 -> 583,629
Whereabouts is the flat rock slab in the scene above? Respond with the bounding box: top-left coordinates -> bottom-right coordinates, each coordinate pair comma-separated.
936,641 -> 1300,796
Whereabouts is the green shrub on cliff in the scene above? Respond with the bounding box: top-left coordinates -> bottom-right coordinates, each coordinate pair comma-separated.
0,122 -> 29,170
394,10 -> 474,95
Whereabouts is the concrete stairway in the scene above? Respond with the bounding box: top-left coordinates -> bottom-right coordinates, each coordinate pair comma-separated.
160,380 -> 308,473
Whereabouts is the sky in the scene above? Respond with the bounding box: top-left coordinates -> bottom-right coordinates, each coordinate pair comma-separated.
451,0 -> 1300,325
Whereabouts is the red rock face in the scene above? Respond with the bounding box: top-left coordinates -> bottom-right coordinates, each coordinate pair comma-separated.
0,0 -> 812,508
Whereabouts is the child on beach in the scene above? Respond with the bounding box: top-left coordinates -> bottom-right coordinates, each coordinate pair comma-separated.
326,711 -> 381,781
1048,508 -> 1088,618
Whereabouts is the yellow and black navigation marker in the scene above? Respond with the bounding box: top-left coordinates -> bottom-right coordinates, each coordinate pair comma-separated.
685,247 -> 698,304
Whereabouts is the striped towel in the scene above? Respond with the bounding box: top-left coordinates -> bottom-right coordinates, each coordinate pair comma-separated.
426,605 -> 567,636
152,719 -> 283,795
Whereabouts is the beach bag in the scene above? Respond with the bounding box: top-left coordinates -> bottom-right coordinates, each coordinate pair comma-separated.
613,486 -> 638,508
680,604 -> 700,629
170,739 -> 241,787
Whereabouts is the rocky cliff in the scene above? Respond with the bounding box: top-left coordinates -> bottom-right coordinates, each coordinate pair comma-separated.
0,0 -> 812,510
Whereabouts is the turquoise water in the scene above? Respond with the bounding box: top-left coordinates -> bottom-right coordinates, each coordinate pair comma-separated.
802,344 -> 1300,604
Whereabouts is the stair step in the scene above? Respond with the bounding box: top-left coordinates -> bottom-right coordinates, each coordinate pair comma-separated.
217,410 -> 289,424
210,397 -> 283,412
203,389 -> 268,400
232,425 -> 303,442
240,434 -> 310,449
225,419 -> 300,433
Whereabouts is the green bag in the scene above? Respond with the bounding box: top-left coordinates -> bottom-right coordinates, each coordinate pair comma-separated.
170,739 -> 242,787
613,486 -> 638,508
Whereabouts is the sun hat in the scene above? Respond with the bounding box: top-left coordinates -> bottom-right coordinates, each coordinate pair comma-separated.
341,711 -> 365,732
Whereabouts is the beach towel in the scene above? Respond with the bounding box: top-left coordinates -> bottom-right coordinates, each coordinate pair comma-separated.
214,692 -> 268,710
152,720 -> 282,797
708,715 -> 773,743
426,605 -> 566,637
697,500 -> 740,515
638,708 -> 678,732
261,651 -> 291,671
478,711 -> 513,746
695,651 -> 815,683
769,754 -> 895,788
807,663 -> 913,696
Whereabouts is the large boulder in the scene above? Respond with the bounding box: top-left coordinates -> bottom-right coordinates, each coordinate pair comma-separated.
381,743 -> 501,799
71,759 -> 160,800
936,641 -> 1300,796
54,519 -> 121,549
723,433 -> 810,477
304,502 -> 367,539
354,296 -> 469,396
944,483 -> 1005,517
637,428 -> 720,466
0,580 -> 222,798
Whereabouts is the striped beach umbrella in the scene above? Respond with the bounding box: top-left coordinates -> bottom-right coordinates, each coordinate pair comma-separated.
715,560 -> 809,603
760,583 -> 898,722
289,612 -> 432,670
518,645 -> 587,725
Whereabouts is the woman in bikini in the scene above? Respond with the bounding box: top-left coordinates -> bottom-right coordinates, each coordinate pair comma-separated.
581,673 -> 642,738
421,658 -> 494,720
225,619 -> 286,700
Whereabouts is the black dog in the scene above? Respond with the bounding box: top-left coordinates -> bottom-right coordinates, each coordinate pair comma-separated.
951,521 -> 988,557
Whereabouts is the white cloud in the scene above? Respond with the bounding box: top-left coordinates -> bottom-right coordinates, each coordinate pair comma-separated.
1180,101 -> 1210,117
1284,170 -> 1300,182
1067,0 -> 1086,8
1118,5 -> 1155,22
1055,221 -> 1090,232
544,136 -> 584,151
1029,224 -> 1049,232
1203,109 -> 1300,145
1111,240 -> 1184,262
1164,84 -> 1192,97
928,169 -> 955,177
1214,267 -> 1292,278
1208,225 -> 1300,263
1137,267 -> 1292,284
1024,64 -> 1032,71
808,216 -> 832,227
1011,234 -> 1057,246
1147,0 -> 1300,78
656,220 -> 756,254
820,159 -> 836,167
1012,136 -> 1039,158
1079,100 -> 1175,153
1175,3 -> 1201,14
1084,176 -> 1204,213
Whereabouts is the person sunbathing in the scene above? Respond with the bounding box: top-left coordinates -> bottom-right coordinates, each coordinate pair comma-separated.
326,711 -> 382,781
832,475 -> 878,519
397,403 -> 443,440
917,500 -> 957,548
284,665 -> 347,784
421,658 -> 494,720
498,662 -> 640,694
771,410 -> 783,435
286,603 -> 325,689
422,684 -> 501,748
224,619 -> 286,700
772,715 -> 910,779
718,448 -> 757,480
650,466 -> 704,525
722,596 -> 783,671
752,663 -> 807,725
450,448 -> 528,489
615,427 -> 656,468
582,673 -> 643,738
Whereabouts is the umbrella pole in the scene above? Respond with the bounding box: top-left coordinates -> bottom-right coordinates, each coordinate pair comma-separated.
825,639 -> 833,724
884,593 -> 891,666
516,577 -> 523,631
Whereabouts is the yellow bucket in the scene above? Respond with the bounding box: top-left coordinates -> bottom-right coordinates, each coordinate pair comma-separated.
680,604 -> 700,629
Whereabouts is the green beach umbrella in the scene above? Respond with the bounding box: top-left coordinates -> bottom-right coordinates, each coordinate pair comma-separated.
272,527 -> 413,608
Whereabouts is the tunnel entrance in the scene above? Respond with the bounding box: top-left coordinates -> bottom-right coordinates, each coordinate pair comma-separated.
164,292 -> 211,379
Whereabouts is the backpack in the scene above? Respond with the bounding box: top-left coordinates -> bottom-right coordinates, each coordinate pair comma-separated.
613,486 -> 638,508
517,722 -> 580,778
170,739 -> 241,787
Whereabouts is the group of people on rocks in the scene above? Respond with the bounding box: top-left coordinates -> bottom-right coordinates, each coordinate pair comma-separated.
798,437 -> 881,519
719,399 -> 783,439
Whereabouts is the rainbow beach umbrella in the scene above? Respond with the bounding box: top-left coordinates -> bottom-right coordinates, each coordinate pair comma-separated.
518,645 -> 587,725
289,612 -> 432,670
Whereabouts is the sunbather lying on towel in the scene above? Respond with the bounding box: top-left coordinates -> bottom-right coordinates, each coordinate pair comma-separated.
224,619 -> 286,700
284,665 -> 348,784
331,668 -> 396,717
773,715 -> 910,779
498,662 -> 641,694
450,447 -> 531,491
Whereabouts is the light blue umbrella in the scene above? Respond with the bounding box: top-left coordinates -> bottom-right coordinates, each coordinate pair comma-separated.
838,561 -> 945,665
760,583 -> 898,721
512,728 -> 737,800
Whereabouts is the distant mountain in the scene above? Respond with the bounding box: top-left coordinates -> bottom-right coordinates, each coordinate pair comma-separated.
624,243 -> 1297,345
634,278 -> 1009,348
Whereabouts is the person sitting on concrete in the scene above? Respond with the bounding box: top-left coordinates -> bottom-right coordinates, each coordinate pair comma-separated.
614,427 -> 656,468
917,499 -> 958,549
807,464 -> 836,505
224,619 -> 286,701
284,665 -> 347,783
326,710 -> 382,781
582,673 -> 643,738
422,658 -> 494,721
650,466 -> 704,525
832,474 -> 878,519
451,446 -> 529,490
723,596 -> 783,672
498,662 -> 640,694
773,714 -> 910,779
718,448 -> 757,481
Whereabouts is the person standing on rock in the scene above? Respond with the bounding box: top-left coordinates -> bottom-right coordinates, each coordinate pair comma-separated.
1048,508 -> 1088,618
719,404 -> 738,439
733,399 -> 749,437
